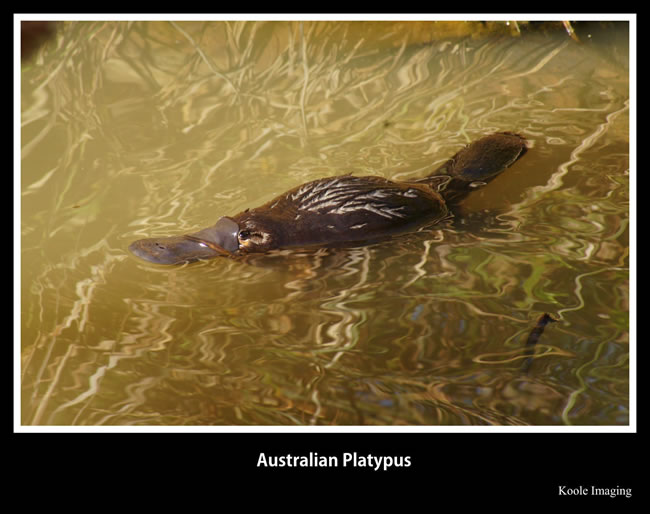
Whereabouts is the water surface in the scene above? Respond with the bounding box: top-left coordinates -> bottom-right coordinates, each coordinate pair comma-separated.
20,21 -> 630,426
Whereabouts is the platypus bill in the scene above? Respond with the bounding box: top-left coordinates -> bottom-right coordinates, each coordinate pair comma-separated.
129,132 -> 528,265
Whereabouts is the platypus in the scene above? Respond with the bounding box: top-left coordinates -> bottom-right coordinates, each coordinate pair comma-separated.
129,132 -> 527,265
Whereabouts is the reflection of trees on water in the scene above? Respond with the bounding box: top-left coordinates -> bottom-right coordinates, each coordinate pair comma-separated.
21,21 -> 629,426
23,225 -> 627,425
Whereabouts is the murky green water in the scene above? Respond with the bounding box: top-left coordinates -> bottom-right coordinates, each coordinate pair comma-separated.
20,21 -> 630,426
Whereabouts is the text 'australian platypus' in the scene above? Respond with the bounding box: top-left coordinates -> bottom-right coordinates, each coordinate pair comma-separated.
129,132 -> 528,265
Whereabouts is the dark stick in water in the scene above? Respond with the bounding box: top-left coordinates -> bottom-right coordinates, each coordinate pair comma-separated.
521,313 -> 558,373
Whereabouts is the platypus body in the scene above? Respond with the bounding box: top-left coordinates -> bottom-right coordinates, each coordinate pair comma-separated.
129,132 -> 527,265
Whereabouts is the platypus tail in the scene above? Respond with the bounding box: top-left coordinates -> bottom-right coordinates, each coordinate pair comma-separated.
414,132 -> 528,204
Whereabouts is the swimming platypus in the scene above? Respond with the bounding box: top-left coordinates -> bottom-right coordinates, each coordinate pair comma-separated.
129,132 -> 527,265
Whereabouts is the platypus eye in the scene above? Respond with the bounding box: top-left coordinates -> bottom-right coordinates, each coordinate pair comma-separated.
237,229 -> 271,249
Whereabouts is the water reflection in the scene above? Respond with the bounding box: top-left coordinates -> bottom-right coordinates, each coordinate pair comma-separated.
21,21 -> 630,426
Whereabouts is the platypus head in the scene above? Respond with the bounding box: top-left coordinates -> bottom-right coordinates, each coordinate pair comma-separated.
129,216 -> 240,265
128,215 -> 278,265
